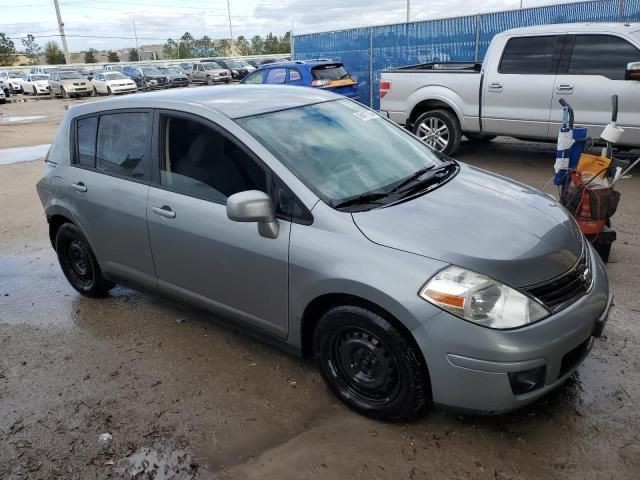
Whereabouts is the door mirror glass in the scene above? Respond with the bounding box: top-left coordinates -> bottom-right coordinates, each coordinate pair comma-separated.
226,190 -> 279,239
625,61 -> 640,80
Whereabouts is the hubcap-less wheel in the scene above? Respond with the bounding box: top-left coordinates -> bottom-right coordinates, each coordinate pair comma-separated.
332,327 -> 399,404
66,238 -> 93,288
32,86 -> 37,96
416,116 -> 449,151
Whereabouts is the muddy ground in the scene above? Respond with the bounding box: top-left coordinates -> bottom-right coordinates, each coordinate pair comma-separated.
1,99 -> 639,479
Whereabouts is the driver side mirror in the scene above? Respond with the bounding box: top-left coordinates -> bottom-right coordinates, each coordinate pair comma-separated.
625,61 -> 640,80
226,190 -> 279,239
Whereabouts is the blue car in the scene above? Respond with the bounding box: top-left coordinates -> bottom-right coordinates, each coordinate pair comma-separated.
241,60 -> 359,100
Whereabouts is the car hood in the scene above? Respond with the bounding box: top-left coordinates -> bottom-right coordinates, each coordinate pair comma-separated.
61,79 -> 87,85
351,164 -> 583,288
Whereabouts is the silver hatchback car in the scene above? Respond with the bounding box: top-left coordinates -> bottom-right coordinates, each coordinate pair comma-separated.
36,86 -> 612,420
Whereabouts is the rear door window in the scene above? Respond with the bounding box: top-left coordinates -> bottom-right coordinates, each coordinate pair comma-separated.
266,68 -> 287,84
288,69 -> 302,82
96,112 -> 150,180
567,34 -> 640,80
499,35 -> 559,74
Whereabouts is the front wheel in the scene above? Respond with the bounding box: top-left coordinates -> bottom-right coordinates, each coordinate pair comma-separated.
32,86 -> 37,96
412,109 -> 462,155
61,87 -> 67,99
206,76 -> 214,86
313,305 -> 430,420
107,86 -> 112,95
55,223 -> 115,298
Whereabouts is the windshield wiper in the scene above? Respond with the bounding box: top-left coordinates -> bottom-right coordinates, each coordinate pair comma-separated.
389,162 -> 456,196
333,191 -> 391,209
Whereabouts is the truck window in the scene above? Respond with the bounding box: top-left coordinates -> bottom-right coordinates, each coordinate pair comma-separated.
499,35 -> 558,74
567,35 -> 640,80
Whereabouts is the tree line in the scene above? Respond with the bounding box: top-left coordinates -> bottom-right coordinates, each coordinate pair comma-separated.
162,31 -> 291,59
0,30 -> 292,67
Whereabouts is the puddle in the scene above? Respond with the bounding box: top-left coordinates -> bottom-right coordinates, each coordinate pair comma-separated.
116,447 -> 210,479
0,143 -> 50,165
0,115 -> 46,123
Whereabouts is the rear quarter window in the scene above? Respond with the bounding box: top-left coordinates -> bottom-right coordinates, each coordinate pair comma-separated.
76,116 -> 98,167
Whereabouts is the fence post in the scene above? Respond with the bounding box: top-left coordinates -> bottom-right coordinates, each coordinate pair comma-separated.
369,27 -> 374,108
618,0 -> 625,21
474,14 -> 481,62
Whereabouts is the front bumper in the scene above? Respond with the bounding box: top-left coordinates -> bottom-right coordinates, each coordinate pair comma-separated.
412,244 -> 612,413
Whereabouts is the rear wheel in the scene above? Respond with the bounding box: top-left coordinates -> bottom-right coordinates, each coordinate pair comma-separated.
313,305 -> 429,420
412,109 -> 462,155
55,223 -> 115,298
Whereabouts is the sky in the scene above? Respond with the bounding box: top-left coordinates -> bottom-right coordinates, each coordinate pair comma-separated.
2,0 -> 576,52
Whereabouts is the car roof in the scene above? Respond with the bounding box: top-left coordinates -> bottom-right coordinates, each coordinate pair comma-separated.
502,22 -> 640,36
66,84 -> 341,119
259,60 -> 339,69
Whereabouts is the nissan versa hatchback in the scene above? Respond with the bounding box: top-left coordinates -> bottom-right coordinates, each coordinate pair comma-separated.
36,86 -> 612,420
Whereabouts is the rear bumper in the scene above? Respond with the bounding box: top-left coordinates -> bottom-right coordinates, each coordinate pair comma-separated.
411,244 -> 612,414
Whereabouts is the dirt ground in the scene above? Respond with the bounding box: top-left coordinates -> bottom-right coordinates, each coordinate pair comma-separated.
1,99 -> 639,479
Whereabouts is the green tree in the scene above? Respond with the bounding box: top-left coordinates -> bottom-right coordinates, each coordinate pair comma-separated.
235,35 -> 250,56
217,39 -> 231,57
0,33 -> 18,66
44,41 -> 66,64
250,35 -> 264,56
107,50 -> 120,62
263,32 -> 280,55
279,31 -> 291,54
22,34 -> 41,65
180,31 -> 194,56
128,48 -> 140,61
162,38 -> 178,59
84,48 -> 98,63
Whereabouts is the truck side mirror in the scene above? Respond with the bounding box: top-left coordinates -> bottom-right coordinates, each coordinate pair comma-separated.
625,61 -> 640,80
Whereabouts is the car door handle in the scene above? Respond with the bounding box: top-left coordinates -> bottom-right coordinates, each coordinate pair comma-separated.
488,82 -> 503,92
152,206 -> 176,219
556,84 -> 574,92
71,182 -> 87,192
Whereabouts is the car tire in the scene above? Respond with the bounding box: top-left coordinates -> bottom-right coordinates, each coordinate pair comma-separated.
32,86 -> 37,96
92,86 -> 98,96
61,87 -> 67,99
55,223 -> 115,298
206,76 -> 214,86
413,109 -> 462,156
313,305 -> 430,420
107,86 -> 112,95
225,79 -> 231,84
465,132 -> 496,143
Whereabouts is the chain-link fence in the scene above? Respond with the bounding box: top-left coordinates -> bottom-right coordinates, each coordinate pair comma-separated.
293,0 -> 640,108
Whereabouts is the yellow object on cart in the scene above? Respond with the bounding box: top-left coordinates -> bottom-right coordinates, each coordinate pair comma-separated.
577,153 -> 611,179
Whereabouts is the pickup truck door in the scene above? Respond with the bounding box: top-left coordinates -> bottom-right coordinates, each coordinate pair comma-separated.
550,34 -> 640,146
482,35 -> 563,139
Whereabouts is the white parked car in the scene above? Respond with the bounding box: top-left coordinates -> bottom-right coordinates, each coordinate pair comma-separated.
0,87 -> 6,105
0,70 -> 25,94
21,74 -> 50,95
91,71 -> 138,95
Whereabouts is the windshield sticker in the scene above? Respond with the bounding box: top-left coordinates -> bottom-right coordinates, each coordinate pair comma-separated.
353,110 -> 379,122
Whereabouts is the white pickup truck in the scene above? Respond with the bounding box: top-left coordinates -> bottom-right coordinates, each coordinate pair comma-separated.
380,23 -> 640,155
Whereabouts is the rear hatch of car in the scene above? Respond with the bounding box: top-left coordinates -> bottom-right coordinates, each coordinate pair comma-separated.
310,63 -> 359,98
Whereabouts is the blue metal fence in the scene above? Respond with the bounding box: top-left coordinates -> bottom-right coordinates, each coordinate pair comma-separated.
293,0 -> 640,108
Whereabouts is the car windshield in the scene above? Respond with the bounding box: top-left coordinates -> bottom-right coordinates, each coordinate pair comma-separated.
59,72 -> 82,79
32,74 -> 48,80
43,68 -> 58,74
161,68 -> 180,75
312,64 -> 349,80
203,63 -> 221,70
141,67 -> 161,75
8,71 -> 24,78
237,99 -> 446,207
226,60 -> 242,68
105,72 -> 127,80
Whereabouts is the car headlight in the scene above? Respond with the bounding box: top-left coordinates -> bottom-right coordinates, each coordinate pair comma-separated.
419,266 -> 549,329
232,69 -> 238,75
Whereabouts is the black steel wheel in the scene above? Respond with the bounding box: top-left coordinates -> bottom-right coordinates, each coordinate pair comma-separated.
314,305 -> 430,420
55,223 -> 114,297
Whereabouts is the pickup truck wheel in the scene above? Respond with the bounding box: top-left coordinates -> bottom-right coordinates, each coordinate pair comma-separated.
465,132 -> 496,143
413,109 -> 461,155
206,76 -> 214,86
313,305 -> 430,420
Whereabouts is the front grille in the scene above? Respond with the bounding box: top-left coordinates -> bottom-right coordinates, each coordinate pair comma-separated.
525,245 -> 592,311
559,337 -> 592,378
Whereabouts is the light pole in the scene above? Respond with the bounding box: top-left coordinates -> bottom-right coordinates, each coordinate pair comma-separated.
406,0 -> 410,23
226,0 -> 233,41
52,0 -> 70,64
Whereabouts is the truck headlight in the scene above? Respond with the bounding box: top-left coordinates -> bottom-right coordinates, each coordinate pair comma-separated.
419,266 -> 549,329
